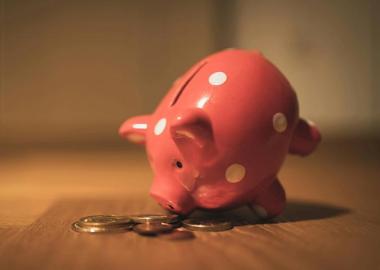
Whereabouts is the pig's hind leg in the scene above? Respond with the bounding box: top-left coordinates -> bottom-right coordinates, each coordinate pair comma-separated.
249,178 -> 286,219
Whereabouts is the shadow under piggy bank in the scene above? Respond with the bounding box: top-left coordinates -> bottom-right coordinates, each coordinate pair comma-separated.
277,199 -> 351,223
188,199 -> 351,226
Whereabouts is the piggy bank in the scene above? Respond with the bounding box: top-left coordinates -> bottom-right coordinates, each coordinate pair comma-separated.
119,49 -> 321,218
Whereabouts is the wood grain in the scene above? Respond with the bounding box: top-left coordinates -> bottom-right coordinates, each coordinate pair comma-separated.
0,141 -> 379,270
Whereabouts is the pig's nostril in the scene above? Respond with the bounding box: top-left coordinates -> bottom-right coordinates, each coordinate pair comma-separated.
175,160 -> 183,169
168,204 -> 175,210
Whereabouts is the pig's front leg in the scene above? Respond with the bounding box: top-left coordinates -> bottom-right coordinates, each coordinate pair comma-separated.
249,178 -> 286,219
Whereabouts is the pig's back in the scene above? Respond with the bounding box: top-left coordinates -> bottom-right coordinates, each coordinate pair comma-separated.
173,50 -> 299,161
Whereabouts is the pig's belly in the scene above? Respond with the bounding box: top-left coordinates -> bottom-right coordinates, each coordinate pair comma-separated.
192,184 -> 255,209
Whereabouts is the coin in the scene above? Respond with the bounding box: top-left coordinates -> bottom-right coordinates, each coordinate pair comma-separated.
79,215 -> 132,227
159,228 -> 195,241
163,221 -> 182,228
129,214 -> 180,224
182,218 -> 233,232
133,222 -> 174,236
71,221 -> 132,234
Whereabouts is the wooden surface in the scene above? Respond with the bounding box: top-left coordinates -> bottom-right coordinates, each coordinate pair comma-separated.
0,141 -> 379,270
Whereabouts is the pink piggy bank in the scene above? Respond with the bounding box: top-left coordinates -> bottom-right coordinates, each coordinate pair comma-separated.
119,49 -> 321,218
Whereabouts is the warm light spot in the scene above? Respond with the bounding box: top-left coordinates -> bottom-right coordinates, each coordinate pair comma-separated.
196,96 -> 210,108
132,123 -> 148,129
127,134 -> 145,143
306,119 -> 316,127
175,130 -> 195,139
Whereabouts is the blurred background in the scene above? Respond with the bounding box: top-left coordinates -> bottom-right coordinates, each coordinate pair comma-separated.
1,0 -> 379,147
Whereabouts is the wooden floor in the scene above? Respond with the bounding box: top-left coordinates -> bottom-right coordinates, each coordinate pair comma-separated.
0,140 -> 379,270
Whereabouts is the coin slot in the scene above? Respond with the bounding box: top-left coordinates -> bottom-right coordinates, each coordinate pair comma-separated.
170,61 -> 207,107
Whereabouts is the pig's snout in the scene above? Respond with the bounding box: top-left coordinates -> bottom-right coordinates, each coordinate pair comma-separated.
150,179 -> 195,215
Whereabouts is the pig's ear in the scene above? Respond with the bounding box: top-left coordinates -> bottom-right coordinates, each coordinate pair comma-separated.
289,118 -> 321,156
170,109 -> 216,164
119,115 -> 150,145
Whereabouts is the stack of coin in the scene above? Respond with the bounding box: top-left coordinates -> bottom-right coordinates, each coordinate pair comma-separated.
133,222 -> 174,236
72,215 -> 134,233
72,214 -> 234,236
130,214 -> 180,236
129,213 -> 180,225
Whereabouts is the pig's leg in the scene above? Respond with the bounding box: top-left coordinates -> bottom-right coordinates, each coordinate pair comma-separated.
249,178 -> 286,219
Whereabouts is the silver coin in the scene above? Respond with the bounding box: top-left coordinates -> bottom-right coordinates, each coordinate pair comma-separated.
79,215 -> 132,227
129,214 -> 180,224
159,228 -> 195,241
71,221 -> 132,234
163,221 -> 182,228
182,218 -> 233,232
133,222 -> 174,236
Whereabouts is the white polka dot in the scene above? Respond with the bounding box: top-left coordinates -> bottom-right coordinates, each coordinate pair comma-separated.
208,72 -> 227,86
252,205 -> 268,218
225,163 -> 246,183
154,118 -> 167,135
273,113 -> 287,133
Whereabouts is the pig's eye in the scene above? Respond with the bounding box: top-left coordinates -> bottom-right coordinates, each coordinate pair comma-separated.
174,160 -> 183,169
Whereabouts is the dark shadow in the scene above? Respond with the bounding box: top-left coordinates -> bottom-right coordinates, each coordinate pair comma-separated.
278,199 -> 351,223
188,199 -> 351,226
